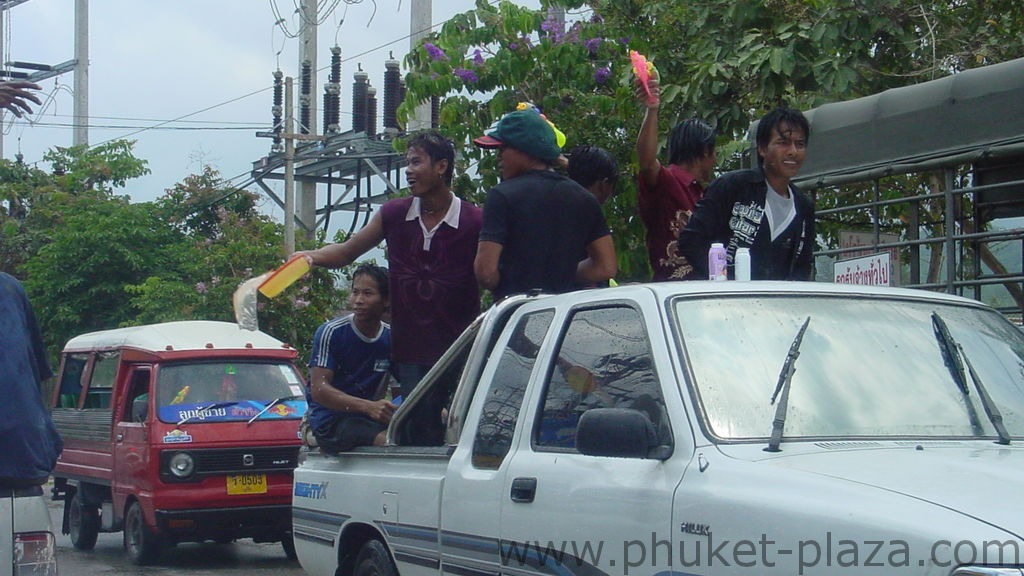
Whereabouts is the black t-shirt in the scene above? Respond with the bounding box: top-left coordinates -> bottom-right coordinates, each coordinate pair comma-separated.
480,170 -> 611,300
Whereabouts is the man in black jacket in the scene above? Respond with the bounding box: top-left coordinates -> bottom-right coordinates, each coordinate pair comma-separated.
677,107 -> 815,281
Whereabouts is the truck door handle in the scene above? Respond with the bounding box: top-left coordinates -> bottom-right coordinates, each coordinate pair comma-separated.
115,433 -> 124,442
510,477 -> 536,503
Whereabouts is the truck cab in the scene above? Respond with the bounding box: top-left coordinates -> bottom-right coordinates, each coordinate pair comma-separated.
294,283 -> 1024,576
51,320 -> 307,564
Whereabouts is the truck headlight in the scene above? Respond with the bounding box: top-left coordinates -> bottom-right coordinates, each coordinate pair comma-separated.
168,452 -> 195,478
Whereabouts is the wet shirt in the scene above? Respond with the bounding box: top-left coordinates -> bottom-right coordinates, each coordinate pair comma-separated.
306,315 -> 391,431
637,164 -> 705,280
381,196 -> 482,366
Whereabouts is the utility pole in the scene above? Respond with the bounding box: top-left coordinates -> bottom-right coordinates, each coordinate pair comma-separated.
73,0 -> 88,147
409,0 -> 432,131
298,0 -> 317,238
284,77 -> 295,255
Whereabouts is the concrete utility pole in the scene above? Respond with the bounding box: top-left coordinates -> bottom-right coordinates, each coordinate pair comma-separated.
73,0 -> 88,147
298,0 -> 317,237
284,77 -> 295,255
409,0 -> 432,131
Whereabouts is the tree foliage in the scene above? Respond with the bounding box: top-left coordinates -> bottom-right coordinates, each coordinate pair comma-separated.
398,0 -> 1024,280
1,141 -> 339,364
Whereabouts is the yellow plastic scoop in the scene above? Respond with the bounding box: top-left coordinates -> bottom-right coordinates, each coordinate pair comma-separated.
258,255 -> 311,298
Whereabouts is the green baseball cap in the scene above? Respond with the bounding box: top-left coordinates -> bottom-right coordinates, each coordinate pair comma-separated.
473,110 -> 562,163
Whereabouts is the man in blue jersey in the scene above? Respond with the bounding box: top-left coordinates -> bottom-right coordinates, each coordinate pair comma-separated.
307,264 -> 396,452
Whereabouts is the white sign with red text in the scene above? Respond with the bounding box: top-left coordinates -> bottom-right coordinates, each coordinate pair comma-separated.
834,252 -> 891,286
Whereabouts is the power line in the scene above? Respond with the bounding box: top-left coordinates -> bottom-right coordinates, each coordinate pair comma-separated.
28,122 -> 264,131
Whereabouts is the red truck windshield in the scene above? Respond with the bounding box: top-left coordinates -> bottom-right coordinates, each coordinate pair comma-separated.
156,361 -> 307,424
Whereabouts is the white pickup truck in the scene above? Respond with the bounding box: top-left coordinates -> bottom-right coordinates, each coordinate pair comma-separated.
293,282 -> 1024,576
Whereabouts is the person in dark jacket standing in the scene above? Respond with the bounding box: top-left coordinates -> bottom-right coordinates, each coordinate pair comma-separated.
677,107 -> 815,280
0,272 -> 63,486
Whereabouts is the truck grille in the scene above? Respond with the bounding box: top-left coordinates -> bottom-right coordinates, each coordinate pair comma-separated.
160,446 -> 299,482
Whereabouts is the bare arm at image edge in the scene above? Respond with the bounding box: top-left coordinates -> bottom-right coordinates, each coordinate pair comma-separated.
577,234 -> 617,284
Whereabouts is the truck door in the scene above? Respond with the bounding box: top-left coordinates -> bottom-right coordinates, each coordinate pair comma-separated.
439,308 -> 556,576
500,303 -> 688,575
112,366 -> 152,516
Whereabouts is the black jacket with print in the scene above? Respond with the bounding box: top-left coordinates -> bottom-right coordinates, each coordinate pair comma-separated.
677,166 -> 815,281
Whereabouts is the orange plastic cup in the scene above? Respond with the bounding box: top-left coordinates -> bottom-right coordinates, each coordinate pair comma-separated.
258,255 -> 311,298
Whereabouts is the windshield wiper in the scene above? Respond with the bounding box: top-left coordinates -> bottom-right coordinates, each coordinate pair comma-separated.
765,316 -> 811,453
931,312 -> 1010,445
248,395 -> 304,425
177,401 -> 239,426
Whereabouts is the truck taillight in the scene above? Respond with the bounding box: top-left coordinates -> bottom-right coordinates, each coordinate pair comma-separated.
13,531 -> 57,575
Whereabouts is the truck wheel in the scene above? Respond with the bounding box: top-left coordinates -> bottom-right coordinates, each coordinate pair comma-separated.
281,533 -> 297,560
68,492 -> 100,550
354,539 -> 397,576
123,501 -> 161,565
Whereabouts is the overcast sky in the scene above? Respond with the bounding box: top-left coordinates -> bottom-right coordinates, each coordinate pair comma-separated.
4,0 -> 540,225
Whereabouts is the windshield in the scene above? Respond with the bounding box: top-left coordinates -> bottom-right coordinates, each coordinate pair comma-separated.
674,295 -> 1024,441
157,361 -> 306,423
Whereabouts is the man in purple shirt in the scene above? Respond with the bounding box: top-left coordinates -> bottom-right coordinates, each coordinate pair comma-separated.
299,131 -> 482,398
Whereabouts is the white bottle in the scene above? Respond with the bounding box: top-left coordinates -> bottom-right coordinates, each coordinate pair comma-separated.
735,247 -> 751,281
708,243 -> 727,281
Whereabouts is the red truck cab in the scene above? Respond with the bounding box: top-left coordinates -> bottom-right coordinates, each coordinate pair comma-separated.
50,320 -> 306,565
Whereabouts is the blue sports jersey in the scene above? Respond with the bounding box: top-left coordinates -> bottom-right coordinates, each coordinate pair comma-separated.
307,315 -> 391,431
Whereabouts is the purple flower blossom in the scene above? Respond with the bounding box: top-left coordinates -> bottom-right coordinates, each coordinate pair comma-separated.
590,13 -> 604,24
195,282 -> 208,294
509,42 -> 519,50
453,67 -> 478,84
585,38 -> 603,55
473,49 -> 485,67
424,42 -> 448,61
593,65 -> 611,85
541,8 -> 565,43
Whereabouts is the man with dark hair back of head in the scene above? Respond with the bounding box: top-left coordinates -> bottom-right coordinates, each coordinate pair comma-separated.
473,110 -> 617,300
297,130 -> 482,398
677,106 -> 815,281
567,145 -> 619,205
635,76 -> 717,281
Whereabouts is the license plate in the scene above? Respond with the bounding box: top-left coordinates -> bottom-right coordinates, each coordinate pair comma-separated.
226,473 -> 267,495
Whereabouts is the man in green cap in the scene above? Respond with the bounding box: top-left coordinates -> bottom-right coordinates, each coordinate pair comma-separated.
473,110 -> 617,300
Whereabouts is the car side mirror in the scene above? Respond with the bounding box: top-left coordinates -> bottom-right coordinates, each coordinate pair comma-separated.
576,408 -> 667,459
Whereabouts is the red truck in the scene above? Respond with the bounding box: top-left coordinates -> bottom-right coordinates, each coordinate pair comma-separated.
49,320 -> 307,564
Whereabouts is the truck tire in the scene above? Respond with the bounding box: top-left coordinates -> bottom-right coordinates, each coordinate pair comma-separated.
124,501 -> 161,565
68,492 -> 100,550
354,539 -> 397,576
